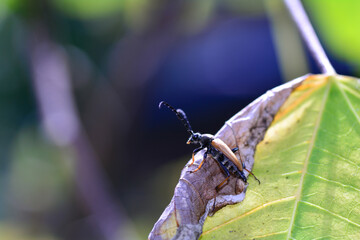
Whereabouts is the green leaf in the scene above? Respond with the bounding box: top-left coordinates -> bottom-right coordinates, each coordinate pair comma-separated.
200,75 -> 360,239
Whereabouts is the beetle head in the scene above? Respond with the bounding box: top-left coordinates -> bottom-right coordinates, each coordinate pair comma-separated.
186,132 -> 202,145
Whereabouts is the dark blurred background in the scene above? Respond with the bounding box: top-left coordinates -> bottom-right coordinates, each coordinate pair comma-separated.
0,0 -> 358,239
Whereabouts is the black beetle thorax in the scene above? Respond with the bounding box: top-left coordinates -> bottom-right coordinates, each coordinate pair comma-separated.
199,134 -> 213,147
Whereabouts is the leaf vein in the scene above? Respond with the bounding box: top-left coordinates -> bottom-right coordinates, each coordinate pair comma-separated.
338,81 -> 360,99
300,200 -> 360,228
314,146 -> 359,168
201,196 -> 295,235
252,230 -> 288,239
306,172 -> 360,193
337,81 -> 360,124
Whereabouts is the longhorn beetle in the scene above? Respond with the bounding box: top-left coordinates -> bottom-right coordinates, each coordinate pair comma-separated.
159,101 -> 260,191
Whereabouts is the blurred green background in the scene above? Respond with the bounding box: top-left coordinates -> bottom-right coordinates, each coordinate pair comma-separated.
0,0 -> 358,239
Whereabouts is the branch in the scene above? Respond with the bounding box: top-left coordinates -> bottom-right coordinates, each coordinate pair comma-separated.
284,0 -> 336,75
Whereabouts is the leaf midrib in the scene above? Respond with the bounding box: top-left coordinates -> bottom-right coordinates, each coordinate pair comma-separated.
286,79 -> 331,239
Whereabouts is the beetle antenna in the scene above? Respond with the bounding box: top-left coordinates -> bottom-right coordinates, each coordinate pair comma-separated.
176,109 -> 193,131
159,101 -> 194,135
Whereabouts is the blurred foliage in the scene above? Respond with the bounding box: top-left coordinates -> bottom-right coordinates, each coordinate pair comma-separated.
7,128 -> 72,215
51,0 -> 124,19
0,222 -> 58,240
0,0 -> 358,239
304,0 -> 360,71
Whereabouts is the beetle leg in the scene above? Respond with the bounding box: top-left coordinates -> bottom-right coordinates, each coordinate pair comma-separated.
231,147 -> 246,172
231,148 -> 248,182
190,151 -> 207,173
244,168 -> 261,184
215,160 -> 231,191
189,147 -> 204,166
216,176 -> 230,191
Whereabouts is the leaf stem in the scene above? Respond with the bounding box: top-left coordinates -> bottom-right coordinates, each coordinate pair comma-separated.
284,0 -> 336,75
